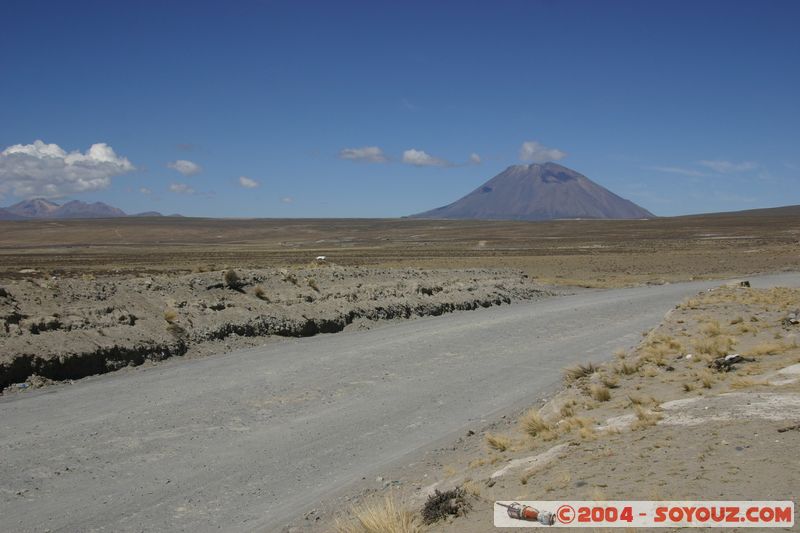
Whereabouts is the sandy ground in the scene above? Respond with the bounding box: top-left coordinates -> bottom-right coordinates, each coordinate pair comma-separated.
0,266 -> 553,391
324,283 -> 800,532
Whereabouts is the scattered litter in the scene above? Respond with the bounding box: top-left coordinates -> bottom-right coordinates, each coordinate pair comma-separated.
782,311 -> 800,327
422,488 -> 471,524
709,354 -> 754,372
685,354 -> 693,360
15,383 -> 30,389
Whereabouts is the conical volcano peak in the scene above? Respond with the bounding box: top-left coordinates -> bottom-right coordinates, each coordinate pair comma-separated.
411,163 -> 653,221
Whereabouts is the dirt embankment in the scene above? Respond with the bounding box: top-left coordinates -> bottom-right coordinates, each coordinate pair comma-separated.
0,266 -> 553,391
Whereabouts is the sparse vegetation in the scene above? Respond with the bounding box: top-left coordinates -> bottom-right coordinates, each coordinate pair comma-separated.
730,377 -> 768,389
520,409 -> 554,439
335,494 -> 422,533
600,373 -> 619,389
700,320 -> 722,337
421,488 -> 470,525
485,433 -> 512,451
308,277 -> 319,292
163,309 -> 178,323
616,359 -> 641,375
745,342 -> 786,356
254,285 -> 269,301
590,383 -> 611,402
223,269 -> 242,289
700,371 -> 714,389
692,335 -> 737,358
564,362 -> 598,384
631,405 -> 662,430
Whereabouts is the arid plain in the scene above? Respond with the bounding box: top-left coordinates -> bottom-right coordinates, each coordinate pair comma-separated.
1,207 -> 799,287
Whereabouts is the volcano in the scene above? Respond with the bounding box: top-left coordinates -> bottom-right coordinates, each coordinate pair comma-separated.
411,162 -> 654,220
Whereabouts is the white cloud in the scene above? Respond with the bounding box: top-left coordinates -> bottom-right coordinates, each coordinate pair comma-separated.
238,176 -> 259,189
646,166 -> 708,177
519,141 -> 567,163
698,160 -> 757,173
402,148 -> 450,167
139,187 -> 152,195
169,183 -> 195,195
338,146 -> 388,163
281,196 -> 294,204
401,98 -> 418,111
0,140 -> 134,198
469,153 -> 481,165
167,159 -> 202,176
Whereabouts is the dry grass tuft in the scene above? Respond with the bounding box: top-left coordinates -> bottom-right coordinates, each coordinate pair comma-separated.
307,277 -> 320,292
692,335 -> 737,357
700,320 -> 722,337
590,384 -> 611,402
730,377 -> 768,389
563,362 -> 598,384
520,409 -> 553,439
461,479 -> 482,497
699,371 -> 714,389
616,360 -> 640,375
561,416 -> 595,432
600,373 -> 619,389
631,406 -> 662,430
745,342 -> 787,356
335,494 -> 422,533
163,309 -> 178,323
486,433 -> 512,452
254,285 -> 269,301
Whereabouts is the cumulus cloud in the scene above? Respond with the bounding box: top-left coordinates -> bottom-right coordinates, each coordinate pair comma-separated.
698,160 -> 757,173
469,153 -> 481,165
402,148 -> 450,167
0,140 -> 134,199
338,146 -> 388,163
519,141 -> 567,163
139,187 -> 152,195
281,196 -> 294,204
169,183 -> 195,195
167,159 -> 202,176
238,176 -> 259,189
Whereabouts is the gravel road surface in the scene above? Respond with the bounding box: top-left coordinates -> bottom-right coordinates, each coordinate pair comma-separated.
2,273 -> 799,532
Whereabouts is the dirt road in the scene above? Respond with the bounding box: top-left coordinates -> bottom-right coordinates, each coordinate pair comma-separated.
2,273 -> 799,532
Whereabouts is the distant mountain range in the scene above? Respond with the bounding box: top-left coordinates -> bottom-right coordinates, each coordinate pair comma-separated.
411,162 -> 654,220
0,198 -> 167,220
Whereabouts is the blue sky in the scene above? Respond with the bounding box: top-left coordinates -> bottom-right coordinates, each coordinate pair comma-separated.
1,0 -> 798,217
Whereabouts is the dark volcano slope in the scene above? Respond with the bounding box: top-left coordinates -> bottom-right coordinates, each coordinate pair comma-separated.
412,162 -> 654,220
